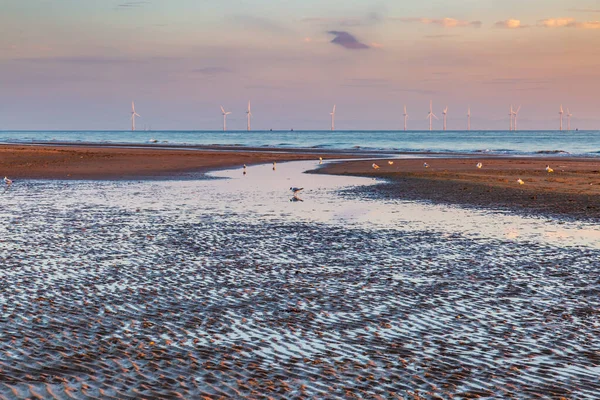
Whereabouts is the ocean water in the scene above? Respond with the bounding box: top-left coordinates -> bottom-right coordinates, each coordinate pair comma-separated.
2,130 -> 600,156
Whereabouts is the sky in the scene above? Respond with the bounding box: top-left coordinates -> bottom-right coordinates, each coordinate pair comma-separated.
1,0 -> 599,130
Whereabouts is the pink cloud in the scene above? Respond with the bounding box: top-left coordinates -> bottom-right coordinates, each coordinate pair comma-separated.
494,19 -> 527,29
538,18 -> 600,29
396,17 -> 482,28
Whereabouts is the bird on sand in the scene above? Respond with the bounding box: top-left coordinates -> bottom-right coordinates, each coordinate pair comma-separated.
423,162 -> 430,168
517,178 -> 524,185
545,165 -> 554,173
388,161 -> 394,165
4,177 -> 12,186
273,162 -> 276,171
476,162 -> 483,169
372,163 -> 380,170
319,157 -> 323,165
243,164 -> 247,175
290,187 -> 303,195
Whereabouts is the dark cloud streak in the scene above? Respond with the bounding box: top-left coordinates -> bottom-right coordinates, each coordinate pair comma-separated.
327,31 -> 369,50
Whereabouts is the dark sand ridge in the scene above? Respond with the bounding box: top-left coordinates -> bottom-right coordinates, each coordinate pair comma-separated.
0,144 -> 357,180
312,157 -> 600,220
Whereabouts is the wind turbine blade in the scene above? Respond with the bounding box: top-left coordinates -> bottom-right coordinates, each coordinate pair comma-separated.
332,105 -> 336,114
516,105 -> 521,114
221,106 -> 225,114
432,113 -> 438,120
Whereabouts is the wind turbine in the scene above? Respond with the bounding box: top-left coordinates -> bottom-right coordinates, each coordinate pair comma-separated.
467,106 -> 471,131
403,105 -> 408,131
567,108 -> 572,131
509,105 -> 514,131
131,101 -> 140,131
442,106 -> 448,131
513,105 -> 521,131
559,104 -> 564,131
221,106 -> 232,131
426,100 -> 438,131
330,105 -> 336,131
246,101 -> 252,131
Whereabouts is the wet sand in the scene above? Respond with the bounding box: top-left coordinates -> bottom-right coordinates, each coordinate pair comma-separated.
1,176 -> 599,398
0,144 -> 351,180
314,157 -> 600,219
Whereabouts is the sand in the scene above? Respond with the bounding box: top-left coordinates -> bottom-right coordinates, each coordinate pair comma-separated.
313,157 -> 600,219
0,144 -> 349,180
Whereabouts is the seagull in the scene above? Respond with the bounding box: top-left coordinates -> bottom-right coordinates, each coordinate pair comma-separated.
243,164 -> 247,175
517,178 -> 524,185
4,177 -> 12,186
388,161 -> 394,165
476,162 -> 483,169
290,187 -> 303,195
423,162 -> 430,168
372,163 -> 380,170
545,165 -> 554,173
319,157 -> 323,165
273,162 -> 276,171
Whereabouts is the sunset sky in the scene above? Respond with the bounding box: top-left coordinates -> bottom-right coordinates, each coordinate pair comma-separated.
1,0 -> 599,130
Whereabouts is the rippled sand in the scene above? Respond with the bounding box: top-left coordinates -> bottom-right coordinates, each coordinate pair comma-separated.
1,162 -> 599,398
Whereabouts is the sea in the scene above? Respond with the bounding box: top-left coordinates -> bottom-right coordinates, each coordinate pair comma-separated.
1,129 -> 599,156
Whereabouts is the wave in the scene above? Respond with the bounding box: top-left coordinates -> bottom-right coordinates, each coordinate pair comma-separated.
535,150 -> 570,154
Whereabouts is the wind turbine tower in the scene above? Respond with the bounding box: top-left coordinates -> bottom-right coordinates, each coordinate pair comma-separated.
403,105 -> 408,131
221,106 -> 232,131
467,106 -> 471,131
513,105 -> 521,131
559,105 -> 564,131
509,105 -> 514,131
567,108 -> 572,131
131,101 -> 140,131
246,101 -> 252,131
426,100 -> 438,131
330,105 -> 336,131
442,106 -> 448,131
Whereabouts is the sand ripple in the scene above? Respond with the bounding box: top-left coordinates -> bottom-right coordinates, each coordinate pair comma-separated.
0,180 -> 599,398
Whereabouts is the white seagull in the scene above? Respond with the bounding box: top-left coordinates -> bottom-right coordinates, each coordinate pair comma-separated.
388,161 -> 394,165
424,162 -> 430,168
4,177 -> 12,186
319,157 -> 323,165
290,187 -> 304,195
476,162 -> 483,169
372,163 -> 380,170
517,178 -> 525,185
545,165 -> 554,173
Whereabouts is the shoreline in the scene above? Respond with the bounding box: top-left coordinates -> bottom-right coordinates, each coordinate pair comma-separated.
311,157 -> 600,220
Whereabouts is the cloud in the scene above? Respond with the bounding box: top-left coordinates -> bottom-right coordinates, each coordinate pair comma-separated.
116,1 -> 150,9
424,34 -> 460,39
395,17 -> 482,28
192,67 -> 232,75
494,19 -> 527,29
537,18 -> 600,29
568,8 -> 600,13
327,31 -> 370,50
482,78 -> 549,85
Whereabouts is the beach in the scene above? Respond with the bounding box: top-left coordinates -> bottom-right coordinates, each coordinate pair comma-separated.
314,157 -> 600,220
0,144 -> 349,180
1,161 -> 599,398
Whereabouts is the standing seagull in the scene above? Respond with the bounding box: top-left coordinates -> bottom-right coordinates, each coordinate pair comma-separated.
426,101 -> 438,131
290,187 -> 304,195
221,106 -> 232,131
330,105 -> 336,131
246,101 -> 252,131
131,101 -> 140,131
403,105 -> 408,131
